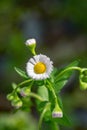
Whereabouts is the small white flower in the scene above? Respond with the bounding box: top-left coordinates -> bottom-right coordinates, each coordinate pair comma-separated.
26,54 -> 53,80
25,38 -> 36,46
52,111 -> 63,118
25,38 -> 36,55
52,104 -> 63,118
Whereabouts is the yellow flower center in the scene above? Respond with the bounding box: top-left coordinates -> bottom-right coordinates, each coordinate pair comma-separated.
34,62 -> 46,74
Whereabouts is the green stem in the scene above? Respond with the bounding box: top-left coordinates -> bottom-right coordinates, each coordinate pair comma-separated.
29,92 -> 44,102
38,102 -> 51,130
53,122 -> 59,130
33,51 -> 36,55
56,66 -> 81,81
46,80 -> 62,115
13,79 -> 33,94
18,79 -> 33,87
47,80 -> 58,104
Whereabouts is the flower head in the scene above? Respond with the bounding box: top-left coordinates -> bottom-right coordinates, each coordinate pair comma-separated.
26,54 -> 53,80
52,104 -> 63,118
20,87 -> 31,97
25,38 -> 36,46
52,111 -> 63,118
25,38 -> 36,55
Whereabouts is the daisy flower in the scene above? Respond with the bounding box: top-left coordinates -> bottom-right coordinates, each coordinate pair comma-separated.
26,54 -> 53,80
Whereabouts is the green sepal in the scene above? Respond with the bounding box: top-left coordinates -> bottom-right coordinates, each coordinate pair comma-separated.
28,44 -> 36,55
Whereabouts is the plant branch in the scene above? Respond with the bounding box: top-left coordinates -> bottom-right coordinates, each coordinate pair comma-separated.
38,102 -> 51,130
55,66 -> 81,81
29,92 -> 44,102
46,80 -> 58,104
18,79 -> 33,87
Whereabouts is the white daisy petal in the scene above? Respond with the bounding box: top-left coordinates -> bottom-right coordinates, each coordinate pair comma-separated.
27,62 -> 34,67
27,63 -> 33,68
26,54 -> 53,80
29,58 -> 36,65
33,55 -> 40,63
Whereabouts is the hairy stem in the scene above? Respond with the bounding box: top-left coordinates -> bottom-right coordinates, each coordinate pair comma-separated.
54,123 -> 60,130
55,67 -> 81,81
38,102 -> 51,130
29,92 -> 44,102
47,80 -> 58,104
18,79 -> 33,87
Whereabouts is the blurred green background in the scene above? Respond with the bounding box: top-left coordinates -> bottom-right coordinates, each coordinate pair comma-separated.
0,0 -> 87,130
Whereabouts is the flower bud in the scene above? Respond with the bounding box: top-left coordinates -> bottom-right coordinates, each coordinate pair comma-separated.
79,68 -> 87,90
52,104 -> 63,118
20,87 -> 31,97
80,80 -> 87,90
25,38 -> 36,55
12,99 -> 23,109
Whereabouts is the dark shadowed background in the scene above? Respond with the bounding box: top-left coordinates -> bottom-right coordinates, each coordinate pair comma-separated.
0,0 -> 87,130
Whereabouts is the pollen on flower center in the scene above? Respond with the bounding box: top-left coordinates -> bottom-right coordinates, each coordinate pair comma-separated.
34,62 -> 46,74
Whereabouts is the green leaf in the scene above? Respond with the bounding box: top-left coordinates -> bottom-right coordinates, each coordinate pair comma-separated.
14,67 -> 28,79
38,101 -> 52,122
41,121 -> 59,130
56,60 -> 79,80
54,60 -> 79,92
64,60 -> 79,69
12,83 -> 17,89
36,85 -> 49,113
37,85 -> 49,101
38,101 -> 48,111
